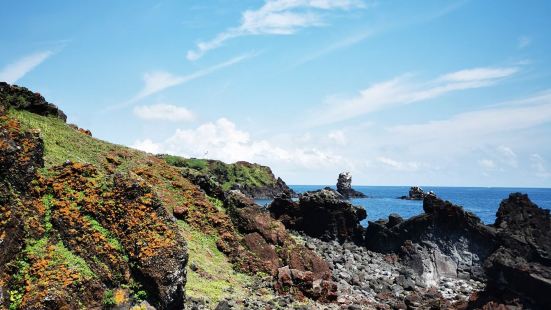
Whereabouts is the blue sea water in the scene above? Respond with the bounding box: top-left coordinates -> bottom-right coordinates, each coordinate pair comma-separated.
256,186 -> 551,226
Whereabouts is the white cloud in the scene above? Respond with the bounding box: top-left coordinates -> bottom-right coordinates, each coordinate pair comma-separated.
518,36 -> 531,49
530,154 -> 550,178
377,156 -> 422,172
186,0 -> 365,60
132,53 -> 253,102
496,145 -> 518,168
132,139 -> 161,154
388,97 -> 551,141
328,130 -> 347,145
0,51 -> 53,84
439,67 -> 518,82
310,66 -> 519,126
478,159 -> 496,170
134,104 -> 194,122
132,118 -> 343,169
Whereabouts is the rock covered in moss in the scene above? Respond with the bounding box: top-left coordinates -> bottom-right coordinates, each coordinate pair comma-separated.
0,82 -> 67,121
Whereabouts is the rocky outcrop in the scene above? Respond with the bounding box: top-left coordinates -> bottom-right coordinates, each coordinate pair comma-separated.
470,193 -> 551,308
0,82 -> 67,121
269,188 -> 367,243
161,156 -> 296,199
365,194 -> 497,285
232,176 -> 296,199
336,172 -> 367,198
223,190 -> 337,301
0,110 -> 188,309
399,186 -> 430,200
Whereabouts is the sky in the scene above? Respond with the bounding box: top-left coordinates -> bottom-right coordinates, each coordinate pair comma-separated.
1,0 -> 551,187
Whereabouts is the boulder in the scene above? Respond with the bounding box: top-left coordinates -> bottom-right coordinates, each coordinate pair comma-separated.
269,188 -> 367,243
0,82 -> 67,121
336,172 -> 367,198
476,193 -> 551,307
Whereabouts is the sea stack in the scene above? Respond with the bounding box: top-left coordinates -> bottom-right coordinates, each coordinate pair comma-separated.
336,172 -> 367,198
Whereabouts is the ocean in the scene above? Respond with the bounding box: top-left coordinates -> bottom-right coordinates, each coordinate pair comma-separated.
256,186 -> 551,226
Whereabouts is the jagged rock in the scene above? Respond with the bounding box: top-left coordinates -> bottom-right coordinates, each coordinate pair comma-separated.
0,82 -> 67,121
268,188 -> 367,243
223,190 -> 336,301
474,193 -> 551,308
365,194 -> 496,285
399,186 -> 430,200
336,172 -> 367,198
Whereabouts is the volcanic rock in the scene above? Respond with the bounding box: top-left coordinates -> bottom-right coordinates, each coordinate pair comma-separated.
474,193 -> 551,308
336,172 -> 367,198
399,186 -> 430,200
269,188 -> 367,243
365,194 -> 497,285
0,82 -> 67,121
223,190 -> 337,301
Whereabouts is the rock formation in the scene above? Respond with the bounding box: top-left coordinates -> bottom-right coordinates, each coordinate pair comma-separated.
399,186 -> 430,200
0,85 -> 188,309
365,194 -> 497,285
0,82 -> 67,121
336,172 -> 367,198
269,188 -> 367,243
469,193 -> 551,308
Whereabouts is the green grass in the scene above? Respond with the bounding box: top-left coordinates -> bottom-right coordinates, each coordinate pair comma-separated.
42,194 -> 53,234
177,221 -> 252,305
85,215 -> 124,253
9,109 -> 136,169
51,241 -> 96,279
162,155 -> 277,191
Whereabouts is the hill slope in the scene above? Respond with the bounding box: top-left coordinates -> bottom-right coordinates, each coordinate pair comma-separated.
0,83 -> 334,309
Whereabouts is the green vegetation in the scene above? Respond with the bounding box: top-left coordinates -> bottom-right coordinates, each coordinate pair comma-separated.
9,109 -> 141,170
51,241 -> 96,279
85,215 -> 124,253
162,155 -> 277,191
177,221 -> 252,304
102,289 -> 116,307
42,194 -> 53,234
207,196 -> 225,212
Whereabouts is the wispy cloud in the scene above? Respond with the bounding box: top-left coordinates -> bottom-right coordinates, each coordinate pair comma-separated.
0,51 -> 54,84
186,0 -> 366,61
530,154 -> 550,178
377,156 -> 423,172
133,53 -> 253,101
290,29 -> 374,68
133,103 -> 194,122
388,92 -> 551,142
309,66 -> 519,126
109,53 -> 254,111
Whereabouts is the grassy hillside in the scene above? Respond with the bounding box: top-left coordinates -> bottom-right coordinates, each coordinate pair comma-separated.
5,109 -> 263,308
162,155 -> 278,191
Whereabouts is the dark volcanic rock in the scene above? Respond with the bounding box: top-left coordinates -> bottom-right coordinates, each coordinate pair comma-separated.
269,188 -> 367,243
0,82 -> 67,121
476,193 -> 551,308
399,186 -> 430,200
336,172 -> 367,198
232,175 -> 297,200
223,190 -> 337,301
365,194 -> 497,284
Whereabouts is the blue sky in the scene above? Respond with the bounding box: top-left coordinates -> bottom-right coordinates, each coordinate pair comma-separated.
1,0 -> 551,187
